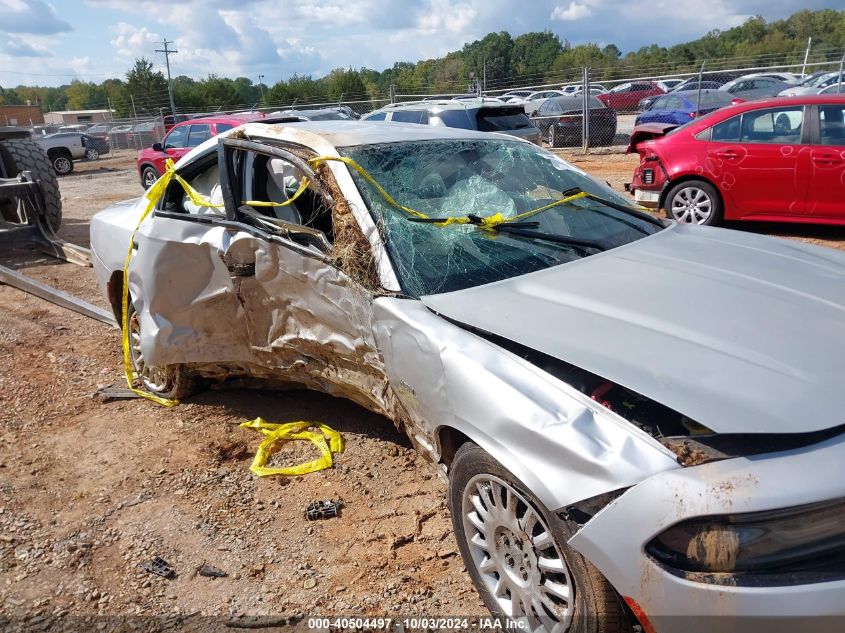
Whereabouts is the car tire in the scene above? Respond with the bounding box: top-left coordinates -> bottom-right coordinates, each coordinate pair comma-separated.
140,165 -> 159,189
664,179 -> 723,226
48,150 -> 74,176
126,300 -> 194,400
85,148 -> 100,161
548,125 -> 562,148
449,442 -> 630,633
0,137 -> 63,231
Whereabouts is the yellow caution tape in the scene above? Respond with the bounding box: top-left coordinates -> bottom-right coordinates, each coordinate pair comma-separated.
309,155 -> 590,228
240,418 -> 344,477
120,160 -> 312,406
121,150 -> 627,405
120,159 -> 181,407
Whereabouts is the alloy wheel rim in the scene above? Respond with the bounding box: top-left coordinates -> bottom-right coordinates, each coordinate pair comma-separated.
462,474 -> 574,633
671,186 -> 712,224
143,170 -> 157,187
55,157 -> 71,173
128,311 -> 170,393
87,149 -> 99,160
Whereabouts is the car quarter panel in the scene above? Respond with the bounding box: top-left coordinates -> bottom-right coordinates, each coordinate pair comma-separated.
371,297 -> 680,511
569,433 -> 845,632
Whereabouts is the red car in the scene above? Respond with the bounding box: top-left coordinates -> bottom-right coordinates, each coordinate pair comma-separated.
628,95 -> 845,226
597,81 -> 664,111
137,114 -> 264,188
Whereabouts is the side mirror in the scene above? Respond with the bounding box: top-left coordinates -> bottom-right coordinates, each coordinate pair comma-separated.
152,142 -> 164,152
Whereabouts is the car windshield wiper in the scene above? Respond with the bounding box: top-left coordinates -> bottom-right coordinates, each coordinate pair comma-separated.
486,223 -> 608,253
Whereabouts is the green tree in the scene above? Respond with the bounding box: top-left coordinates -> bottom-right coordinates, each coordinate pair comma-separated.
125,58 -> 168,116
325,68 -> 367,101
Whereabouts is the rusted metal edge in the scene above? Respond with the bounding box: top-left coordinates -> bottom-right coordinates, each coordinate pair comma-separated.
0,263 -> 117,327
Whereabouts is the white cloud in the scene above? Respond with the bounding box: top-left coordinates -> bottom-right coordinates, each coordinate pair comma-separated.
109,22 -> 159,59
551,1 -> 593,21
0,0 -> 72,34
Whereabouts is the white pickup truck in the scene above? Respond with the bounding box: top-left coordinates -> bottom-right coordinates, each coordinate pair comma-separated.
35,132 -> 91,175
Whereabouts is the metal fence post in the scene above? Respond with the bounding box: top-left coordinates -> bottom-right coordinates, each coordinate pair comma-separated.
696,61 -> 706,118
801,37 -> 812,77
582,67 -> 590,154
839,52 -> 844,93
389,84 -> 396,104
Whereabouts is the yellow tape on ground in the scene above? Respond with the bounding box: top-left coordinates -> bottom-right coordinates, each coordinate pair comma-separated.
240,418 -> 344,477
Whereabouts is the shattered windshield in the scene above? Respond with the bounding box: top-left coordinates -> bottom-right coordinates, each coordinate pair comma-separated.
340,139 -> 662,296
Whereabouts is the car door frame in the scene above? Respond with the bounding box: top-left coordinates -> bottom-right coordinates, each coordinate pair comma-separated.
805,103 -> 845,218
706,104 -> 813,218
131,136 -> 399,413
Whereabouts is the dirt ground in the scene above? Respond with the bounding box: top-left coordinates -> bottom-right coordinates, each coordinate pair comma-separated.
1,148 -> 844,632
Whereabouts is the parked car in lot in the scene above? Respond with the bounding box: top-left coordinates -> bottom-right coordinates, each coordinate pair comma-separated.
85,123 -> 113,141
136,113 -> 264,188
779,72 -> 845,96
499,90 -> 535,103
109,124 -> 133,150
268,107 -> 354,121
35,131 -> 102,175
719,76 -> 791,100
598,81 -> 664,111
628,95 -> 845,225
127,121 -> 164,149
80,133 -> 110,160
533,95 -> 617,146
91,119 -> 845,633
669,79 -> 723,93
635,90 -> 737,126
819,83 -> 845,94
657,79 -> 684,91
509,90 -> 566,115
361,100 -> 541,144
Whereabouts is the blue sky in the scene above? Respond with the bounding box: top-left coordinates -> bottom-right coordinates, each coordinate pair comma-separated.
0,0 -> 839,87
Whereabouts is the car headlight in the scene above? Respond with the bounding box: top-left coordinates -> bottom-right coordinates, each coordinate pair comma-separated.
646,499 -> 845,582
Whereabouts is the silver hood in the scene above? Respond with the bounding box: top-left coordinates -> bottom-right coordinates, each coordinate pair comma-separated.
422,223 -> 845,435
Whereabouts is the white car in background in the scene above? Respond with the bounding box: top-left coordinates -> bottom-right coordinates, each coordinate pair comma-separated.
779,71 -> 845,96
657,79 -> 684,91
515,90 -> 566,115
500,90 -> 535,103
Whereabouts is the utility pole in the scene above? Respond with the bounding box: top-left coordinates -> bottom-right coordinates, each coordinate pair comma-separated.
258,75 -> 265,101
155,38 -> 178,117
801,37 -> 812,77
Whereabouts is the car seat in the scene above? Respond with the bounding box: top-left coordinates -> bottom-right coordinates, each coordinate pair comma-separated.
264,158 -> 304,225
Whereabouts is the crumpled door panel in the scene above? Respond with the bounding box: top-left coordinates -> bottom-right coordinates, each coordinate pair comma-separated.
129,213 -> 394,415
128,215 -> 253,367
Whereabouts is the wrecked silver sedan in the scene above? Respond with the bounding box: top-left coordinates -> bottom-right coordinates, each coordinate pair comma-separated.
90,121 -> 845,633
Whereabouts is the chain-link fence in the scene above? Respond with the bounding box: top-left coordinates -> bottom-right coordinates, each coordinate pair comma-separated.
14,50 -> 844,161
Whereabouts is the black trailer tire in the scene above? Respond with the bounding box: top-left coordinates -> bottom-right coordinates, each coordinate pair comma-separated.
0,138 -> 63,231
